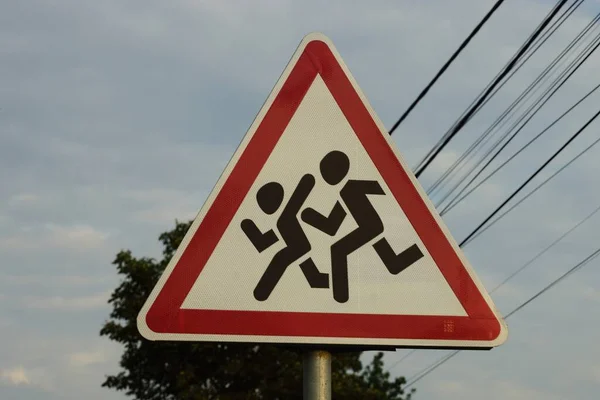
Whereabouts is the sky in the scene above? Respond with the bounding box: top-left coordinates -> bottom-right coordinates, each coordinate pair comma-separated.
1,0 -> 600,399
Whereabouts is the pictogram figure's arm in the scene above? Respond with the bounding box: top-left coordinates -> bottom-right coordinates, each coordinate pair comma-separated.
285,174 -> 315,212
301,202 -> 347,236
353,179 -> 385,195
241,219 -> 279,253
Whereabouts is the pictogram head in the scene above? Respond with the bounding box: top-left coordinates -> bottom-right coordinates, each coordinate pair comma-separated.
320,150 -> 350,185
256,182 -> 284,214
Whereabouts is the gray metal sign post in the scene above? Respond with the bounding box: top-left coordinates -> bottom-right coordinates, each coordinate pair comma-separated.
303,350 -> 331,400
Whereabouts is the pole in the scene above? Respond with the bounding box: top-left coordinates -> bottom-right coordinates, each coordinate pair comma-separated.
303,350 -> 331,400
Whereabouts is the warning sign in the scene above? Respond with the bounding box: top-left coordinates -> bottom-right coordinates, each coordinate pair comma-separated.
137,32 -> 508,349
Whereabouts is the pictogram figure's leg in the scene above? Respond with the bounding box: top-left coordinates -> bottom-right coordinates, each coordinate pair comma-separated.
253,249 -> 298,301
299,258 -> 329,288
330,229 -> 371,303
373,239 -> 424,275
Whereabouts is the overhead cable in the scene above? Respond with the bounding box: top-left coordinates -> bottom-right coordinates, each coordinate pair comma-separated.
430,12 -> 600,200
414,0 -> 570,178
412,0 -> 582,172
463,132 -> 600,246
459,106 -> 600,247
436,19 -> 600,210
440,80 -> 600,215
388,0 -> 508,134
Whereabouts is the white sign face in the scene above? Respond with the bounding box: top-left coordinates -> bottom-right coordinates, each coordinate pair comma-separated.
181,76 -> 465,317
137,32 -> 508,349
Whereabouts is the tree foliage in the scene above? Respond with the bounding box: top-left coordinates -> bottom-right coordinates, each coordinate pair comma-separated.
101,220 -> 415,399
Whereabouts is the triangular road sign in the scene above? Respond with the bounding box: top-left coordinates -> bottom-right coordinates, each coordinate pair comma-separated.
138,32 -> 507,349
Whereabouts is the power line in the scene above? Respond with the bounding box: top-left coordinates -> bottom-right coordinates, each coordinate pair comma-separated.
430,8 -> 600,205
490,202 -> 600,292
387,349 -> 418,372
440,80 -> 600,216
414,0 -> 572,174
388,0 -> 508,134
432,14 -> 600,207
403,246 -> 600,388
414,0 -> 570,179
412,0 -> 579,173
437,17 -> 600,210
504,250 -> 600,318
404,350 -> 459,388
459,106 -> 600,247
427,2 -> 595,198
464,132 -> 600,246
457,0 -> 585,115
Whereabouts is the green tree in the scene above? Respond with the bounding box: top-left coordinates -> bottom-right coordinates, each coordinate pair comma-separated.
101,220 -> 415,400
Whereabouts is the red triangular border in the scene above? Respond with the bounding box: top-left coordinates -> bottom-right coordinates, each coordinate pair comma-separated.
141,35 -> 504,345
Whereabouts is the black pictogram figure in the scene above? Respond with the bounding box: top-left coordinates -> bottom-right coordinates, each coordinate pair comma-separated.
241,177 -> 329,301
302,150 -> 425,303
